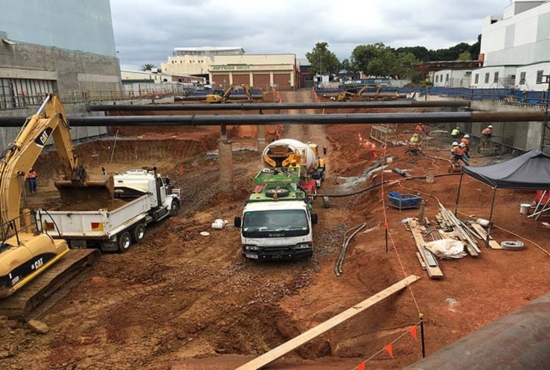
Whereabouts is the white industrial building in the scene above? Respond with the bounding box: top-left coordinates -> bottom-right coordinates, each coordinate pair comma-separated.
161,47 -> 245,76
472,0 -> 550,90
433,69 -> 472,88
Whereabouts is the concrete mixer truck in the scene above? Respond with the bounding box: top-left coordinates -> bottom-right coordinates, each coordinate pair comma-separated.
234,139 -> 326,260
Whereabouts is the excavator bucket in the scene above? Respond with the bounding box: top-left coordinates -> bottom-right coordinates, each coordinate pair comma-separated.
54,176 -> 115,204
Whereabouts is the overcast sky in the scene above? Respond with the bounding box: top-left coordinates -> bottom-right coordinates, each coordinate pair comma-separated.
111,0 -> 514,71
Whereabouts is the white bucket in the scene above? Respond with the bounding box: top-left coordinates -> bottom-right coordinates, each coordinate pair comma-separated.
520,204 -> 531,215
476,218 -> 490,227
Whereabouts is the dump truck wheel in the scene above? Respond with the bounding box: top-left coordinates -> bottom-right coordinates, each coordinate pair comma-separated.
132,224 -> 146,244
118,231 -> 132,253
170,200 -> 180,216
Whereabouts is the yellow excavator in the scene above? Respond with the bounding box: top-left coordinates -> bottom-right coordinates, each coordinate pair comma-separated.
336,85 -> 381,102
206,84 -> 253,103
205,85 -> 234,103
0,94 -> 111,303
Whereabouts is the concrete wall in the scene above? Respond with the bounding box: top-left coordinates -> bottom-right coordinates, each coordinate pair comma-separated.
0,0 -> 116,57
468,100 -> 543,150
0,42 -> 121,94
0,104 -> 108,150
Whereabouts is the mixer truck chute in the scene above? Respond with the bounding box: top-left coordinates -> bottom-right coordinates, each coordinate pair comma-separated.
234,139 -> 325,260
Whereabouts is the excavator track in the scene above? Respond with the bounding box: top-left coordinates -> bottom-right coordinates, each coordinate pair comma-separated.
0,249 -> 100,319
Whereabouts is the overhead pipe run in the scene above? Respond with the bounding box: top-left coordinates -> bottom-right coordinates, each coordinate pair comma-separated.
0,112 -> 545,128
85,100 -> 470,112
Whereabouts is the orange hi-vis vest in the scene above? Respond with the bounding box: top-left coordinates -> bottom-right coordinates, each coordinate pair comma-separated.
453,146 -> 466,156
460,138 -> 469,146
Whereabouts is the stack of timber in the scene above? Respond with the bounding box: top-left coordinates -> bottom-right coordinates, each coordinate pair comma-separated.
409,222 -> 444,279
470,222 -> 502,249
436,206 -> 481,257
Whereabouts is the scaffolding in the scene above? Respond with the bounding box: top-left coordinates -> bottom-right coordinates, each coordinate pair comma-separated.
370,124 -> 399,146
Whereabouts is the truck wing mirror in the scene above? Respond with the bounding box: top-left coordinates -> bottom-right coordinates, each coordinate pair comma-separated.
311,213 -> 318,225
234,216 -> 241,228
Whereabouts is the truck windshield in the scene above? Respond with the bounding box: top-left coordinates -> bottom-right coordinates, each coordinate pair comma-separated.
242,210 -> 309,237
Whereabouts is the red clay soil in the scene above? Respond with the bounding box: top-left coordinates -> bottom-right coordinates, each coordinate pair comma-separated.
3,90 -> 550,370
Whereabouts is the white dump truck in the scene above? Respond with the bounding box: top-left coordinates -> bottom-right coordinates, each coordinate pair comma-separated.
234,139 -> 325,260
36,169 -> 181,252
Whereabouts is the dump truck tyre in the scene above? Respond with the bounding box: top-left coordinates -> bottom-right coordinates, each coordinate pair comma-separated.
132,224 -> 146,244
118,231 -> 132,253
170,200 -> 180,216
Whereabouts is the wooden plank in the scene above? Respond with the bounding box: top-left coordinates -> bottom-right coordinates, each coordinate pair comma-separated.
235,275 -> 421,370
410,226 -> 444,279
416,252 -> 427,270
471,224 -> 502,249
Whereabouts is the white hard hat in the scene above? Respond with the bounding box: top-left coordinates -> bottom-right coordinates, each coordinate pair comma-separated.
464,134 -> 470,138
459,143 -> 466,148
488,125 -> 493,128
452,141 -> 459,146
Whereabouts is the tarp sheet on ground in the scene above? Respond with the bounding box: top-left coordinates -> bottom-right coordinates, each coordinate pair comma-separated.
456,149 -> 550,246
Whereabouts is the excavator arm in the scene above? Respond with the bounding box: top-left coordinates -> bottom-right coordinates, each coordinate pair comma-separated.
0,95 -> 77,224
221,85 -> 234,102
244,85 -> 253,102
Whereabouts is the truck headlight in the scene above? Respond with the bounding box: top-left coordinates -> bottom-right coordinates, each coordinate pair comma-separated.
244,245 -> 259,251
295,243 -> 311,249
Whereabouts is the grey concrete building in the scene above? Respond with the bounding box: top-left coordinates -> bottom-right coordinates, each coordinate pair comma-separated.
0,0 -> 121,147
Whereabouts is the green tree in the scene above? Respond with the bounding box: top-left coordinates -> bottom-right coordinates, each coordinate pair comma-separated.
469,34 -> 481,60
306,42 -> 340,76
140,63 -> 157,71
340,58 -> 359,77
394,52 -> 420,79
457,51 -> 472,60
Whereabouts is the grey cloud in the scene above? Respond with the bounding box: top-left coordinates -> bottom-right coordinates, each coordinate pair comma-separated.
111,0 -> 513,70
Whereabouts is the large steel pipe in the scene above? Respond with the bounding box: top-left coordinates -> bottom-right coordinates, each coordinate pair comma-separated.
406,293 -> 550,370
86,100 -> 470,112
0,111 -> 544,128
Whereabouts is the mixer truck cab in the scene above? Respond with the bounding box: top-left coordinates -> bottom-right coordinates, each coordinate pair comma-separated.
236,199 -> 317,260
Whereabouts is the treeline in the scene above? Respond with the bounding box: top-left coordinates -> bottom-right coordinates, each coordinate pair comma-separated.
306,36 -> 480,82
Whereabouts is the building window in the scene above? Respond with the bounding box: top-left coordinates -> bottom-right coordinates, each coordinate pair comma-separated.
435,75 -> 439,83
494,72 -> 499,83
520,72 -> 526,84
536,70 -> 543,84
0,78 -> 56,109
484,73 -> 490,83
474,74 -> 479,84
446,74 -> 449,82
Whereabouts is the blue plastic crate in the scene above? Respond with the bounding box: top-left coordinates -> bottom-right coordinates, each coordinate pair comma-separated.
388,192 -> 422,210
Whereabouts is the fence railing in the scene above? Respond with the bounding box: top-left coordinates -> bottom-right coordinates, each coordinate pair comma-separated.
314,86 -> 549,106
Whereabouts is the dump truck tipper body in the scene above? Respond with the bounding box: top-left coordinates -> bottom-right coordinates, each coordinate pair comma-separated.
37,169 -> 180,252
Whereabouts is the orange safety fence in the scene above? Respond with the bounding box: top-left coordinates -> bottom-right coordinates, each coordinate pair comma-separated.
351,321 -> 422,369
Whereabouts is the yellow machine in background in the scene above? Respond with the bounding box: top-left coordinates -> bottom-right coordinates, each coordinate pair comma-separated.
0,94 -> 112,299
336,85 -> 381,102
206,85 -> 234,103
205,85 -> 253,103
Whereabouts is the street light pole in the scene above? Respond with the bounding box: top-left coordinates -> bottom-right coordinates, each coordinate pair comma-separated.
540,72 -> 550,151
